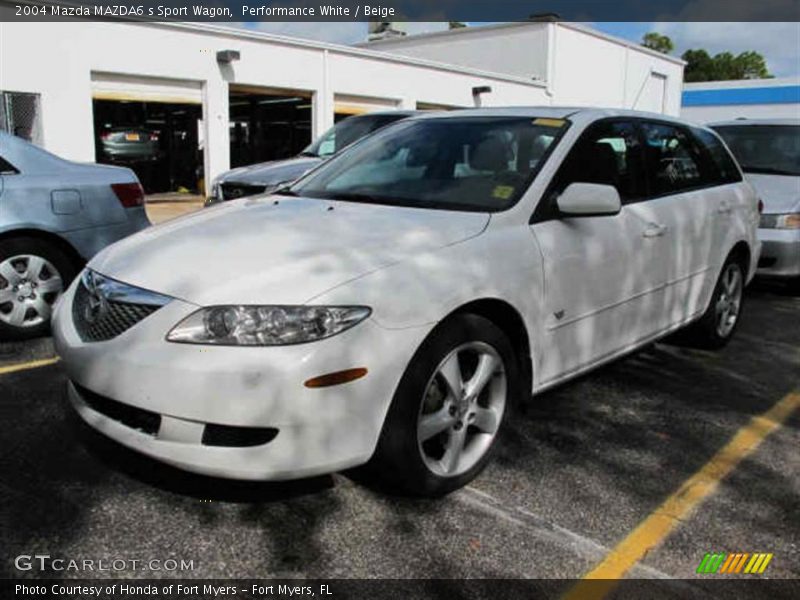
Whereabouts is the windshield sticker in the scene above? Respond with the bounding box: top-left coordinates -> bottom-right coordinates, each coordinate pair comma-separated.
492,185 -> 515,200
533,118 -> 566,128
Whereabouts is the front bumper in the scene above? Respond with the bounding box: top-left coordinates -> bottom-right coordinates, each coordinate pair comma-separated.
756,228 -> 800,278
53,279 -> 427,480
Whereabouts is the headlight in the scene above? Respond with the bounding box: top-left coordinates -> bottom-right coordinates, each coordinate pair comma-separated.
166,305 -> 371,346
760,213 -> 800,229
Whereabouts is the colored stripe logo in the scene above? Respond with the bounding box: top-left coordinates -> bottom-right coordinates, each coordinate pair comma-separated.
697,552 -> 773,574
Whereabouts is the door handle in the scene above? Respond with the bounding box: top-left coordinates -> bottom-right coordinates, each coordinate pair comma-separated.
643,223 -> 668,238
718,201 -> 733,214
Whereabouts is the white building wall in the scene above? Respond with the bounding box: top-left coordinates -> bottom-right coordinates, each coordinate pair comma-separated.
356,23 -> 551,83
360,22 -> 685,116
683,103 -> 800,123
681,78 -> 800,123
0,21 -> 549,185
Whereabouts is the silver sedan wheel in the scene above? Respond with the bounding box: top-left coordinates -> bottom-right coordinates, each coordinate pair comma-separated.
715,263 -> 743,339
417,341 -> 507,478
0,254 -> 64,328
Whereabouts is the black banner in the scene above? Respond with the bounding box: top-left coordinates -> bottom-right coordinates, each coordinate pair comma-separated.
4,579 -> 800,600
3,0 -> 800,22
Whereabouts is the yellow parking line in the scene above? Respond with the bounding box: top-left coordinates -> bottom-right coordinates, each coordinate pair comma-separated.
562,390 -> 800,600
0,356 -> 60,376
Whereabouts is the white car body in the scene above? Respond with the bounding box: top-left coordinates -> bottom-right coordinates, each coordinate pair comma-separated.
52,108 -> 760,485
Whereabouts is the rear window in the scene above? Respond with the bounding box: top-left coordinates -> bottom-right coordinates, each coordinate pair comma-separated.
711,124 -> 800,177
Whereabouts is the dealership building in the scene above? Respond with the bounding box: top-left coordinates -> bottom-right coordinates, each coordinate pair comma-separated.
0,18 -> 684,193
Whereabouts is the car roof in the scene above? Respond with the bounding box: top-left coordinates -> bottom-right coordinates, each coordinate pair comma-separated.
352,110 -> 420,118
708,118 -> 800,127
409,106 -> 705,128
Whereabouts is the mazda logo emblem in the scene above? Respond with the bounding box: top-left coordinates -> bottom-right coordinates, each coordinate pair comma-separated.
83,271 -> 109,324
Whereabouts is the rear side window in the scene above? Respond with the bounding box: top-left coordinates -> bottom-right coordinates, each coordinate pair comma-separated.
641,122 -> 705,195
691,128 -> 742,184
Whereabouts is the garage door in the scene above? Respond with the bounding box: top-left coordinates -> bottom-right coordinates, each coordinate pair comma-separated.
91,72 -> 202,105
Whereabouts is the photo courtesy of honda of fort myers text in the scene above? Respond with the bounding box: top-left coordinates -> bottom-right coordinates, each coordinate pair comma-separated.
1,0 -> 799,599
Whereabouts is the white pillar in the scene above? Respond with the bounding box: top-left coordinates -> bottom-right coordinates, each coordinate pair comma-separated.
203,74 -> 229,190
312,49 -> 335,139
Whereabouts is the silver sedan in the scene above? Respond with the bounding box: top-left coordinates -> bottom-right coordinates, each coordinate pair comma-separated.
0,132 -> 151,339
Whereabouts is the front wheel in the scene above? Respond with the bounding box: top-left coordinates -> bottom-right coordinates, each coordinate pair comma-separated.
369,314 -> 520,496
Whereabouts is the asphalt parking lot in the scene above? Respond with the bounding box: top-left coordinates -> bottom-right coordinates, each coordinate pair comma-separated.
0,281 -> 798,592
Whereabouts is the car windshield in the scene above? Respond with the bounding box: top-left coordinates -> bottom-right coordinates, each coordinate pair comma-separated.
712,124 -> 800,176
302,114 -> 406,158
289,116 -> 568,212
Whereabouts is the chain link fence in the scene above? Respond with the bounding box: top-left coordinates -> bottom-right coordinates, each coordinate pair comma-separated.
0,91 -> 43,145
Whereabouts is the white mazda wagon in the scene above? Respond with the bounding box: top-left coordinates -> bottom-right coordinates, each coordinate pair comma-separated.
53,108 -> 760,496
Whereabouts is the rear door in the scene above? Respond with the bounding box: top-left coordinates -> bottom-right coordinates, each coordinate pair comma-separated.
638,121 -> 721,326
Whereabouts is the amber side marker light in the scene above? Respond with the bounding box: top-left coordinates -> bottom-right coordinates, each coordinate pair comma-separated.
304,368 -> 368,388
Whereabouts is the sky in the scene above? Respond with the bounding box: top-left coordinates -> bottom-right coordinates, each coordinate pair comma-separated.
236,21 -> 800,78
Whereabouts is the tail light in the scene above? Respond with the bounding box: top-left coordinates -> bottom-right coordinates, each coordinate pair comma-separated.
111,182 -> 145,208
150,133 -> 159,141
757,198 -> 764,214
100,132 -> 111,141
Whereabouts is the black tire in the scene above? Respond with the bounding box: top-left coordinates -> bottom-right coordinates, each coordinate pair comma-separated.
677,255 -> 746,350
0,237 -> 77,341
368,313 -> 521,497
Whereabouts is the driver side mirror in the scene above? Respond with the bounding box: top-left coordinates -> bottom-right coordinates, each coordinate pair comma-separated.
556,182 -> 621,217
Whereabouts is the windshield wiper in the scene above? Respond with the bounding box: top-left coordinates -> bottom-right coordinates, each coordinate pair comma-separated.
299,151 -> 318,157
742,166 -> 799,176
273,188 -> 299,196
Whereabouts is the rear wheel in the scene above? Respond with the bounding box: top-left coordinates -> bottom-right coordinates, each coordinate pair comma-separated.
0,237 -> 76,340
369,314 -> 519,496
678,256 -> 745,350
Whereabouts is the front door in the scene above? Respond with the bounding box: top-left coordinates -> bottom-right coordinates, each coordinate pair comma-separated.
531,120 -> 668,385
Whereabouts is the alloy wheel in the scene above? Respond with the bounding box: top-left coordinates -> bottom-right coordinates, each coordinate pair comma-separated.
715,263 -> 743,339
416,341 -> 507,477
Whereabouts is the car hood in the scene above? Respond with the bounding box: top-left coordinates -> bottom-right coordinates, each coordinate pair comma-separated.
218,157 -> 322,186
745,173 -> 800,214
89,196 -> 490,306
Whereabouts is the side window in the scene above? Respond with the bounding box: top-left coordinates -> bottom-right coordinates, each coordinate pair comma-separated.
547,120 -> 645,211
691,128 -> 743,185
640,122 -> 705,195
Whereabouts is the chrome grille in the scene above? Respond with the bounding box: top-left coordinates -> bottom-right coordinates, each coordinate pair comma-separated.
72,270 -> 171,343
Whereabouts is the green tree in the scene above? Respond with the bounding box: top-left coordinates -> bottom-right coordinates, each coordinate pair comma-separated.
642,32 -> 674,54
641,32 -> 773,82
683,48 -> 772,82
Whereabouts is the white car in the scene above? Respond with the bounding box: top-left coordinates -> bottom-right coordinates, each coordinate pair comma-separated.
52,108 -> 760,496
710,119 -> 800,285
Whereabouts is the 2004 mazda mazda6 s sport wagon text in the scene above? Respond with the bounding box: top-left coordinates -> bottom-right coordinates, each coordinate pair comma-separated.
52,108 -> 760,496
